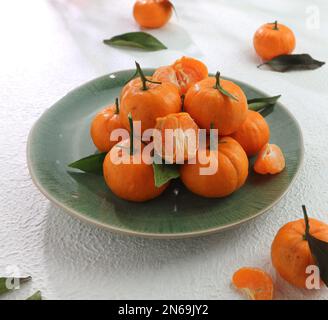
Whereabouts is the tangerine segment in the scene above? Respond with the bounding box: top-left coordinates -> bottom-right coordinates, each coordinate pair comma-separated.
172,56 -> 208,94
154,112 -> 199,163
232,267 -> 274,300
254,143 -> 285,174
152,66 -> 180,92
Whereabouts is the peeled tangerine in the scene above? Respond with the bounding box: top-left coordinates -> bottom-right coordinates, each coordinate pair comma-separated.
254,143 -> 285,174
232,267 -> 274,300
152,56 -> 208,95
180,137 -> 248,198
154,112 -> 199,163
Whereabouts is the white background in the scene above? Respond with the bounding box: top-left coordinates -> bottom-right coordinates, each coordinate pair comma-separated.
0,0 -> 328,300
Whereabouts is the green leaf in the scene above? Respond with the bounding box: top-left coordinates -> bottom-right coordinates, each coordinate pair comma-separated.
0,276 -> 32,295
258,54 -> 325,72
26,290 -> 42,300
153,162 -> 180,188
69,152 -> 180,186
307,235 -> 328,287
247,95 -> 281,112
68,152 -> 107,174
219,86 -> 238,101
103,32 -> 167,51
214,72 -> 238,101
302,205 -> 328,288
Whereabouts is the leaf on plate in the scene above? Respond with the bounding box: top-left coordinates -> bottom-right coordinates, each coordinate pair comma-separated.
302,205 -> 328,287
0,276 -> 32,295
26,290 -> 42,300
103,32 -> 167,51
247,95 -> 281,112
258,54 -> 325,72
68,152 -> 107,174
153,162 -> 180,188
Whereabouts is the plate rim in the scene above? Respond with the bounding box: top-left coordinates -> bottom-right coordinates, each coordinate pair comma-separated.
27,69 -> 304,239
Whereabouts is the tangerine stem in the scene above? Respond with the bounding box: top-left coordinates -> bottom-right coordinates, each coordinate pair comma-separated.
135,61 -> 161,91
273,20 -> 279,30
135,61 -> 148,90
115,98 -> 119,114
214,72 -> 221,90
302,205 -> 310,240
213,71 -> 238,101
128,112 -> 134,155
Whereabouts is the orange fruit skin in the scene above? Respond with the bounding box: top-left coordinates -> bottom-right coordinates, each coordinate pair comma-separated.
253,22 -> 296,61
232,267 -> 274,300
184,77 -> 248,135
271,218 -> 328,288
90,104 -> 123,152
180,137 -> 248,198
133,0 -> 172,29
230,110 -> 270,157
172,57 -> 208,95
120,77 -> 181,134
254,143 -> 285,174
154,112 -> 199,163
103,139 -> 168,202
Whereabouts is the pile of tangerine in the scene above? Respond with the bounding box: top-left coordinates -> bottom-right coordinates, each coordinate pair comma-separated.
91,57 -> 285,202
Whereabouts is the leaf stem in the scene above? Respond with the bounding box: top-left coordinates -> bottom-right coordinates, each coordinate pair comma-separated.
302,205 -> 310,240
128,113 -> 134,156
135,61 -> 161,91
20,276 -> 32,284
115,98 -> 119,114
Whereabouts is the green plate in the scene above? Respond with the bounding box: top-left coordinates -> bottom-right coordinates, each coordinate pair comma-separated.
27,69 -> 304,238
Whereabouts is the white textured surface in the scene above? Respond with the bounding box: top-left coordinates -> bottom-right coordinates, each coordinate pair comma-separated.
0,0 -> 328,300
